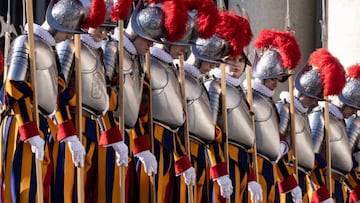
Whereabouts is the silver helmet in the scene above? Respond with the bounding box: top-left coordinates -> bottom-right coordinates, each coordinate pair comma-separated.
252,48 -> 290,82
46,0 -> 90,34
252,30 -> 301,83
102,0 -> 118,27
338,65 -> 360,110
295,48 -> 346,101
295,65 -> 324,101
126,1 -> 164,43
161,11 -> 197,46
191,35 -> 228,65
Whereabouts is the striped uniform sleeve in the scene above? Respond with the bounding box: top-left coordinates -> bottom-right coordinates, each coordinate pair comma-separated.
53,76 -> 77,141
207,125 -> 227,179
97,82 -> 123,146
5,80 -> 40,140
133,80 -> 151,154
173,129 -> 192,174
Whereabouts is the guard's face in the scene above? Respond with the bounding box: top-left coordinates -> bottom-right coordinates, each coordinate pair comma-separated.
55,32 -> 73,43
224,55 -> 246,79
169,45 -> 188,59
342,105 -> 358,118
88,27 -> 110,42
199,61 -> 216,74
133,37 -> 153,55
263,77 -> 279,90
299,95 -> 318,108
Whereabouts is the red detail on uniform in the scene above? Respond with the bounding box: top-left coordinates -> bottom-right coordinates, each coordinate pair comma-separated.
249,111 -> 254,116
309,48 -> 346,96
247,167 -> 256,182
56,120 -> 77,141
19,121 -> 40,141
310,186 -> 331,203
254,30 -> 301,69
184,0 -> 219,39
347,64 -> 360,79
99,126 -> 123,146
279,134 -> 289,147
111,0 -> 133,21
162,0 -> 188,42
82,0 -> 106,29
216,11 -> 253,58
133,135 -> 150,154
209,162 -> 228,179
277,174 -> 297,193
349,184 -> 360,203
174,155 -> 192,174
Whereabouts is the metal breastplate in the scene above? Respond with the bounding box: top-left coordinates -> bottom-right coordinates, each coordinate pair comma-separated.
225,84 -> 254,148
346,116 -> 360,151
7,35 -> 58,115
80,43 -> 108,115
185,72 -> 214,141
123,50 -> 144,127
56,40 -> 74,85
150,57 -> 184,127
102,39 -> 118,78
329,115 -> 353,174
252,91 -> 280,161
309,110 -> 353,174
277,102 -> 314,171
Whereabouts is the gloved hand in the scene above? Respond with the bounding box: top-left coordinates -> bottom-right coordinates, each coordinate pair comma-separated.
25,135 -> 45,160
134,150 -> 157,176
214,175 -> 233,199
320,198 -> 334,203
110,141 -> 128,166
63,135 -> 86,168
290,186 -> 302,203
248,181 -> 263,203
180,167 -> 196,186
275,141 -> 289,163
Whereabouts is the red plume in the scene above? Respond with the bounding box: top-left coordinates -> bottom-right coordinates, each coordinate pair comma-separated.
254,29 -> 301,69
111,0 -> 134,21
184,0 -> 219,39
162,0 -> 188,42
82,0 -> 107,29
347,64 -> 360,79
309,48 -> 346,96
215,11 -> 253,58
0,50 -> 3,75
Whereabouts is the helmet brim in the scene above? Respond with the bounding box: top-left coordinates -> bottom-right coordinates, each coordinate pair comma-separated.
130,0 -> 163,44
46,0 -> 85,34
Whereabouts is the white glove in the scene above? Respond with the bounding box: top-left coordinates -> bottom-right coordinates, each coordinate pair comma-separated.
290,186 -> 302,203
110,141 -> 128,166
134,150 -> 157,176
25,135 -> 45,161
320,198 -> 334,203
63,135 -> 85,168
275,141 -> 289,163
248,181 -> 263,203
214,175 -> 233,199
180,167 -> 196,186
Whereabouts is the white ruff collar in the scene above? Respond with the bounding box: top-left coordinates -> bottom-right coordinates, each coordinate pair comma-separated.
243,79 -> 274,98
80,34 -> 102,49
25,23 -> 56,46
112,29 -> 137,55
318,101 -> 344,119
182,61 -> 203,79
210,68 -> 242,87
279,91 -> 308,113
150,47 -> 173,63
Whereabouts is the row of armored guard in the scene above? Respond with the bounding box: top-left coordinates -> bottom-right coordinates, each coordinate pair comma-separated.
1,0 -> 360,202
